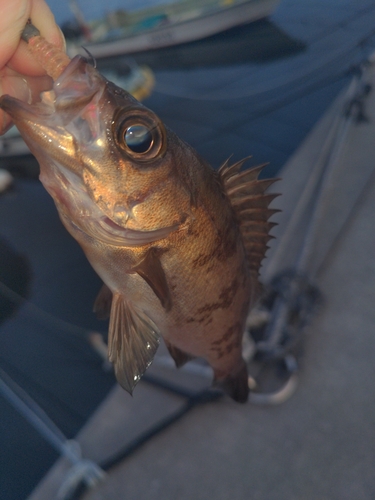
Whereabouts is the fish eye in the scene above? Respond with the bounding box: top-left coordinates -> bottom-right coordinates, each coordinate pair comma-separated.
124,124 -> 153,154
114,110 -> 166,162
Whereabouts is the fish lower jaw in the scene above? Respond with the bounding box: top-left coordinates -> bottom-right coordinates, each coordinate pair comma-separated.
63,214 -> 180,248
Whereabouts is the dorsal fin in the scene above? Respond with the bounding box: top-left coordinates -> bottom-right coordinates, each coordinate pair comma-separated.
219,157 -> 280,283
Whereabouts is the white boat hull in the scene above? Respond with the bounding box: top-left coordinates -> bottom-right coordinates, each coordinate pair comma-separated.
68,0 -> 280,59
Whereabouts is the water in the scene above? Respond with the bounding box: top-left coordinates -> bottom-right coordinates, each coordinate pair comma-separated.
1,1 -> 375,499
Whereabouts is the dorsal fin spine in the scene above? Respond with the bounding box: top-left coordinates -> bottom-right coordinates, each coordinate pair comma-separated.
220,158 -> 279,278
218,155 -> 232,175
225,163 -> 269,187
220,156 -> 252,182
227,179 -> 278,197
239,208 -> 280,221
232,193 -> 280,209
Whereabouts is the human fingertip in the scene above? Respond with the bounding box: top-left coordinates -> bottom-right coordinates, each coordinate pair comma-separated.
30,0 -> 64,47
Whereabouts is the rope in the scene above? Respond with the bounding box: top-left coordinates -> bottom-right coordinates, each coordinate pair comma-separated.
0,367 -> 106,500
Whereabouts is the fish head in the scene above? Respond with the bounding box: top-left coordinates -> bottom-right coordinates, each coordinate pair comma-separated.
0,56 -> 195,247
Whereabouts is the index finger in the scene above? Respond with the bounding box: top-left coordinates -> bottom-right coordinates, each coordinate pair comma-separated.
0,0 -> 65,76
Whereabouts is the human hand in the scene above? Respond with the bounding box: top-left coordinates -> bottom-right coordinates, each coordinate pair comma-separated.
0,0 -> 65,134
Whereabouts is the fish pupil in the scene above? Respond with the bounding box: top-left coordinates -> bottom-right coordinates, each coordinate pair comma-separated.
124,125 -> 153,153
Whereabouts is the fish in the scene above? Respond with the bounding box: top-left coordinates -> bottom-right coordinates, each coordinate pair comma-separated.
0,54 -> 278,403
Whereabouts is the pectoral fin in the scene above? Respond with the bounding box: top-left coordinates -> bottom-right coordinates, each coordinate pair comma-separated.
131,247 -> 171,311
93,283 -> 113,320
108,293 -> 160,394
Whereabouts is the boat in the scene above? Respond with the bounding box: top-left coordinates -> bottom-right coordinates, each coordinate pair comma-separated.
23,51 -> 375,499
65,0 -> 280,59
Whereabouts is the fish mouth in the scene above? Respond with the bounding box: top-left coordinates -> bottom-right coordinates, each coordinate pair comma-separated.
0,56 -> 104,164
